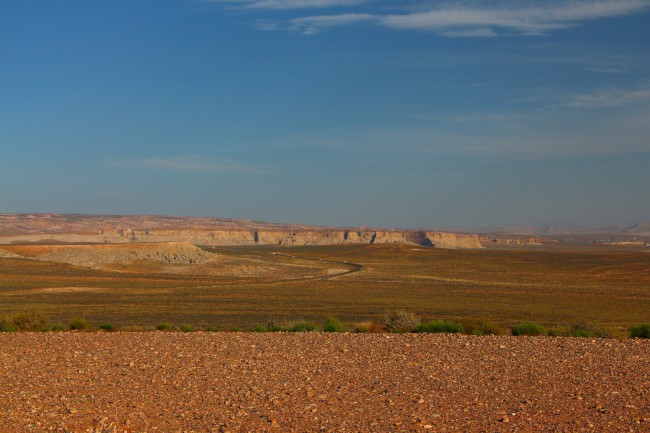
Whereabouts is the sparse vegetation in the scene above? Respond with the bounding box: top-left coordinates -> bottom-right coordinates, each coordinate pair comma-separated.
323,317 -> 345,332
354,321 -> 384,333
2,244 -> 649,335
180,324 -> 195,332
414,320 -> 464,334
99,323 -> 115,332
629,324 -> 650,338
69,317 -> 90,331
381,309 -> 419,333
156,322 -> 175,331
0,310 -> 645,338
0,311 -> 50,332
511,322 -> 548,336
288,321 -> 317,332
569,323 -> 595,338
265,321 -> 286,332
459,318 -> 504,336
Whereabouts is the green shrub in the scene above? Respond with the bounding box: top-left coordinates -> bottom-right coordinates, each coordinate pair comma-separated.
381,309 -> 419,332
630,323 -> 650,338
253,325 -> 267,333
459,318 -> 503,336
288,321 -> 317,332
266,321 -> 286,332
1,311 -> 50,332
0,322 -> 16,332
180,324 -> 195,333
323,317 -> 345,332
99,323 -> 115,332
547,328 -> 562,337
228,326 -> 241,332
511,322 -> 548,336
414,320 -> 464,334
156,322 -> 175,331
69,317 -> 89,331
203,325 -> 218,332
573,329 -> 593,338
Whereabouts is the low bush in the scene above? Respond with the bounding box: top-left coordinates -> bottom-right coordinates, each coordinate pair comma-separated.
323,317 -> 345,332
69,317 -> 90,331
459,318 -> 504,336
228,326 -> 241,332
381,309 -> 419,333
511,322 -> 548,336
253,325 -> 267,333
265,321 -> 286,332
156,322 -> 175,331
99,323 -> 115,332
547,329 -> 562,337
630,323 -> 650,338
354,321 -> 384,333
180,324 -> 195,332
414,320 -> 464,334
0,322 -> 16,332
573,329 -> 593,337
288,321 -> 317,332
203,325 -> 218,332
1,311 -> 50,332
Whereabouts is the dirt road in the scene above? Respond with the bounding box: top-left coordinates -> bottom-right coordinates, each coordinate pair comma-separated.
0,333 -> 648,432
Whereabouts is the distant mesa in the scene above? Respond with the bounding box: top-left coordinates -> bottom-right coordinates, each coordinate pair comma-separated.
0,213 -> 484,249
1,213 -> 647,250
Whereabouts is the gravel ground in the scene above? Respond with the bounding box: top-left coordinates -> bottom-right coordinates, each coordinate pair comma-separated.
0,333 -> 648,433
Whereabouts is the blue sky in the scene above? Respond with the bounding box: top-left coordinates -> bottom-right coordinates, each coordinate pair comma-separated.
1,0 -> 649,228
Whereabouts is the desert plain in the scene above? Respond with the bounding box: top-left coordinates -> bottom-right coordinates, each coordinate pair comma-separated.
0,214 -> 649,432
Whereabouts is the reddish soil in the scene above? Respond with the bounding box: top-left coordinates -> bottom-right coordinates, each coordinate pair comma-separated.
0,333 -> 648,432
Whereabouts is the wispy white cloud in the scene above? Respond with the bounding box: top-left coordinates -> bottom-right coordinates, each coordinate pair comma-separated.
563,84 -> 650,108
288,13 -> 373,34
108,156 -> 262,173
208,0 -> 368,9
227,0 -> 650,37
380,0 -> 650,35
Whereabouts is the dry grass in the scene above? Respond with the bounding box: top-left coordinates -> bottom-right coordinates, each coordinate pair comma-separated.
1,244 -> 649,335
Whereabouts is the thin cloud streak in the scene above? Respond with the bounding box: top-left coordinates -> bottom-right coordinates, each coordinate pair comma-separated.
244,0 -> 650,36
108,156 -> 263,173
565,86 -> 650,107
289,13 -> 373,34
380,0 -> 650,35
207,0 -> 368,9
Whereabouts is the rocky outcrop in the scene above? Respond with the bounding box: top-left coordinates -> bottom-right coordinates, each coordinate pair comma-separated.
425,232 -> 483,249
7,242 -> 213,268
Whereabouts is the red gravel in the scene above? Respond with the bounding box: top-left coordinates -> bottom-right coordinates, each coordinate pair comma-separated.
0,333 -> 648,432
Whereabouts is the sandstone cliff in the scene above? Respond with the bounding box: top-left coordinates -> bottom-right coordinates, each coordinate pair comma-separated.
478,236 -> 544,247
0,214 -> 483,249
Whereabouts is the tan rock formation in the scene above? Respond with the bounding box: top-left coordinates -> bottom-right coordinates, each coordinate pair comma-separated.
0,214 -> 484,249
6,242 -> 213,268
